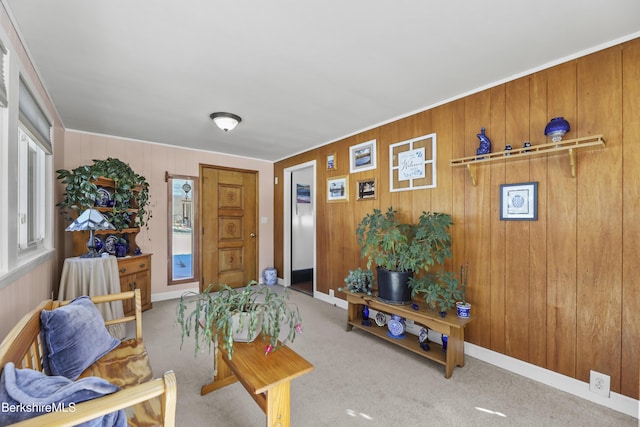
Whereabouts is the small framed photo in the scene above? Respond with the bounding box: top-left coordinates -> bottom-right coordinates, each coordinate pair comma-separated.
500,182 -> 538,220
356,178 -> 376,201
349,139 -> 376,173
326,153 -> 336,170
327,175 -> 349,202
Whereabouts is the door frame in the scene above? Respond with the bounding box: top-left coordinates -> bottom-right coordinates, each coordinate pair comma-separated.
283,160 -> 316,295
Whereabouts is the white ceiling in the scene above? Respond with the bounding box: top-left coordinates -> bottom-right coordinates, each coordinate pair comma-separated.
4,1 -> 640,162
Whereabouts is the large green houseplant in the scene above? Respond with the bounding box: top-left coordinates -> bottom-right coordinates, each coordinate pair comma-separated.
56,157 -> 150,230
176,281 -> 303,360
356,207 -> 455,305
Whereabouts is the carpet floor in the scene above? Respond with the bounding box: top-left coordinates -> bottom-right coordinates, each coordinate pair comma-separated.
142,286 -> 637,426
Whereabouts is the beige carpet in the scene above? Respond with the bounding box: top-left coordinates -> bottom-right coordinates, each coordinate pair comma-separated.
142,286 -> 637,426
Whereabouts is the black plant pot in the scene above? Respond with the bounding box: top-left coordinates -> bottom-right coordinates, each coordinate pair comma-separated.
376,269 -> 413,305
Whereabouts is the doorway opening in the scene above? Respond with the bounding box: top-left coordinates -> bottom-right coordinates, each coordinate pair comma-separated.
283,161 -> 316,297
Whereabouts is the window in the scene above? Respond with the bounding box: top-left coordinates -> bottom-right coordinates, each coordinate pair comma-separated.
166,173 -> 199,285
17,77 -> 52,256
0,45 -> 54,287
17,126 -> 48,250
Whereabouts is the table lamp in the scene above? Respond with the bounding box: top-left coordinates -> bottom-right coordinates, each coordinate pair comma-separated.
65,208 -> 116,258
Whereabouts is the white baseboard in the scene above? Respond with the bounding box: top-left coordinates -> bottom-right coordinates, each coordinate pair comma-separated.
314,290 -> 348,309
323,296 -> 638,420
465,343 -> 639,419
151,287 -> 199,302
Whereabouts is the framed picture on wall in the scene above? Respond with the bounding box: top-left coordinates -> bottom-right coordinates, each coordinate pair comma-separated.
326,153 -> 336,170
349,139 -> 376,173
356,178 -> 376,200
500,182 -> 538,220
327,175 -> 349,202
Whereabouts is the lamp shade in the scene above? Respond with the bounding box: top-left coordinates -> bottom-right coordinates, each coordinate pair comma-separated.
66,209 -> 116,258
65,208 -> 116,232
210,112 -> 241,132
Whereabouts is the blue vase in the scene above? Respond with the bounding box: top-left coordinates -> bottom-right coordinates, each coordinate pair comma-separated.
361,305 -> 371,326
115,242 -> 127,258
544,117 -> 570,142
476,127 -> 492,159
386,314 -> 406,339
442,335 -> 448,352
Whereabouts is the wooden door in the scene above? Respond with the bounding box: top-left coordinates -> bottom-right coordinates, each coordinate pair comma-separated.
200,166 -> 258,290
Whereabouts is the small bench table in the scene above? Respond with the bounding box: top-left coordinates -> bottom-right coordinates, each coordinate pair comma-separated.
201,336 -> 313,427
346,292 -> 472,378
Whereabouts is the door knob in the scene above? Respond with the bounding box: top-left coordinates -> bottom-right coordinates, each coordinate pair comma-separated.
250,232 -> 256,237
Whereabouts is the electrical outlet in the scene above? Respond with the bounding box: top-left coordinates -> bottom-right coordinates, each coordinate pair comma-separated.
589,370 -> 611,397
329,289 -> 334,298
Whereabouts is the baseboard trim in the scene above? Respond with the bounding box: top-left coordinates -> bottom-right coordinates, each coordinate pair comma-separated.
464,342 -> 638,419
151,287 -> 199,302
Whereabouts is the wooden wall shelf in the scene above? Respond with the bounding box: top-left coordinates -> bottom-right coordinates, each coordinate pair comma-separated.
450,135 -> 605,185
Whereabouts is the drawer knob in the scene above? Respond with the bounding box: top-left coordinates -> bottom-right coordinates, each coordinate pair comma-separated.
139,263 -> 146,268
119,268 -> 126,273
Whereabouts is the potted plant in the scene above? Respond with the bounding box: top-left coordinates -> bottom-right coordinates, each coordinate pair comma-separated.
176,281 -> 303,360
339,268 -> 374,296
455,263 -> 471,318
356,207 -> 455,305
409,270 -> 460,316
56,157 -> 150,230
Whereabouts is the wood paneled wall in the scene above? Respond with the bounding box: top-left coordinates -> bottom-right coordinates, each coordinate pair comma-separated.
274,38 -> 640,399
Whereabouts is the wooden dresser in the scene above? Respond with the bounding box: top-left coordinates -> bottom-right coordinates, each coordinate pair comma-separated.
117,254 -> 152,316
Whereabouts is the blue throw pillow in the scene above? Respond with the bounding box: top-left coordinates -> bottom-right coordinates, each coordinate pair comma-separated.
40,296 -> 120,380
0,362 -> 126,427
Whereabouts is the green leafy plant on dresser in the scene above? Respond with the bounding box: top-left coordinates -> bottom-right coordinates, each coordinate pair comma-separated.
56,157 -> 150,230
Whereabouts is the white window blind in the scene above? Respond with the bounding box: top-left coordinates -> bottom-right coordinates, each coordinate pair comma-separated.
19,77 -> 51,152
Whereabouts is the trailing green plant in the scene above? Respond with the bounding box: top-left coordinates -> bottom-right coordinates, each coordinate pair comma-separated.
355,207 -> 454,273
175,281 -> 303,360
409,270 -> 460,313
340,268 -> 374,295
56,157 -> 150,230
435,272 -> 462,313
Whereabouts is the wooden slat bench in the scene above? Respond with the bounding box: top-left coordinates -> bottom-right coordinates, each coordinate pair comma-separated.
0,289 -> 177,426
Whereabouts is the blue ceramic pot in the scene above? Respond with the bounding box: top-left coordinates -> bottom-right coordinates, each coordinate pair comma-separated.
263,267 -> 278,286
456,302 -> 471,318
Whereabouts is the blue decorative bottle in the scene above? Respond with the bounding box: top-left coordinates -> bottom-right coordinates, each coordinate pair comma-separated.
476,128 -> 492,159
361,305 -> 371,326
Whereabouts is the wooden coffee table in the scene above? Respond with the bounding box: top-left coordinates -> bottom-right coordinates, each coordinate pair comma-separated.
201,336 -> 313,427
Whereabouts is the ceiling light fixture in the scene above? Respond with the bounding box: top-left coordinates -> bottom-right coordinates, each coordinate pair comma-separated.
210,112 -> 242,132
